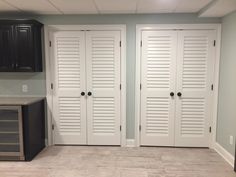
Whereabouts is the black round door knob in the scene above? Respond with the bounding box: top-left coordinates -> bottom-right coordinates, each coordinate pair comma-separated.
177,92 -> 182,97
88,92 -> 92,96
81,92 -> 85,96
170,92 -> 174,97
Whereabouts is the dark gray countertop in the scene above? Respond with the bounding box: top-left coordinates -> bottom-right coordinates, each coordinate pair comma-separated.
0,97 -> 45,105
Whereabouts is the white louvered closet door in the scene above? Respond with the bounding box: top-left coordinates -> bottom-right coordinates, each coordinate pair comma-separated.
175,30 -> 215,147
86,31 -> 121,145
140,31 -> 177,146
52,31 -> 87,145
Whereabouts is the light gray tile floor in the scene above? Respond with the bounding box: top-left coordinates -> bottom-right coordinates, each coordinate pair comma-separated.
0,146 -> 235,177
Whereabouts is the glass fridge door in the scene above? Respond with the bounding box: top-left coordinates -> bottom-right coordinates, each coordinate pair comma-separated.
0,106 -> 24,160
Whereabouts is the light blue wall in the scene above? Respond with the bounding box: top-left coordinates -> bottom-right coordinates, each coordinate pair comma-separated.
0,14 -> 220,139
0,73 -> 46,96
217,11 -> 236,156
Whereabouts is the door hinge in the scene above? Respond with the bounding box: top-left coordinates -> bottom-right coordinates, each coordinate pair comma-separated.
209,126 -> 212,133
139,125 -> 141,131
120,84 -> 121,90
140,41 -> 142,47
213,40 -> 216,47
140,84 -> 142,90
49,41 -> 52,47
120,125 -> 122,131
120,41 -> 121,47
211,84 -> 214,91
52,124 -> 55,130
51,83 -> 53,90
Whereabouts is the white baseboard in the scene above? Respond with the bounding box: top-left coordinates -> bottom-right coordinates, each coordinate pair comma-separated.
45,139 -> 48,147
126,139 -> 135,147
214,142 -> 235,167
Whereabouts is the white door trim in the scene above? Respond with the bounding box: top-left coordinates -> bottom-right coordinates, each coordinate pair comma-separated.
44,25 -> 126,147
135,24 -> 221,147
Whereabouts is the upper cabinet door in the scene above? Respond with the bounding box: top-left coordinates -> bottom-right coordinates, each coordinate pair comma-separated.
0,20 -> 43,72
14,25 -> 35,72
0,25 -> 14,71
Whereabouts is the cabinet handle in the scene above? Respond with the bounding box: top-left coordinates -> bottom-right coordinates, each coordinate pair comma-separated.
170,92 -> 174,97
87,92 -> 92,96
81,92 -> 85,96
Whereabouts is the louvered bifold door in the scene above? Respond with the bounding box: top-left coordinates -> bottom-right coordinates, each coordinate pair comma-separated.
140,31 -> 177,146
175,30 -> 215,147
86,31 -> 121,145
52,31 -> 87,145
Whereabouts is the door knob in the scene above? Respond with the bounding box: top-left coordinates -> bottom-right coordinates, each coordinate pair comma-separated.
177,92 -> 182,97
81,92 -> 85,96
87,92 -> 92,96
170,92 -> 174,97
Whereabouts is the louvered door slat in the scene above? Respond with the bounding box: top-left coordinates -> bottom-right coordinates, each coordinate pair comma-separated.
52,31 -> 86,145
175,30 -> 215,147
140,31 -> 177,146
86,31 -> 121,145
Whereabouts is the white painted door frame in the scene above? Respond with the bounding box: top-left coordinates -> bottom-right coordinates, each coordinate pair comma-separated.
135,24 -> 221,148
44,25 -> 126,147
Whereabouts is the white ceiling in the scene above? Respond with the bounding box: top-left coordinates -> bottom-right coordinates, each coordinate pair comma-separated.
175,0 -> 213,13
3,0 -> 60,14
49,0 -> 97,14
137,0 -> 212,13
0,0 -> 235,17
94,0 -> 138,14
199,0 -> 236,17
0,0 -> 19,12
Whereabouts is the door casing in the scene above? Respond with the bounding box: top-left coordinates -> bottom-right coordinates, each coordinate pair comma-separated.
44,25 -> 126,147
135,24 -> 221,148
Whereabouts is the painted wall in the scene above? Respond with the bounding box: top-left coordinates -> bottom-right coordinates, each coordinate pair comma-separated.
0,73 -> 46,96
217,11 -> 236,156
0,14 -> 220,139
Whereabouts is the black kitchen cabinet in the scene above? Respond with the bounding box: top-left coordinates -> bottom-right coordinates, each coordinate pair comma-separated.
0,25 -> 14,71
22,99 -> 45,161
0,20 -> 43,72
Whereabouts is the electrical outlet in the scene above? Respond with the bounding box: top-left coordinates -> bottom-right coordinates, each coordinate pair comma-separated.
22,84 -> 28,93
229,136 -> 234,145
